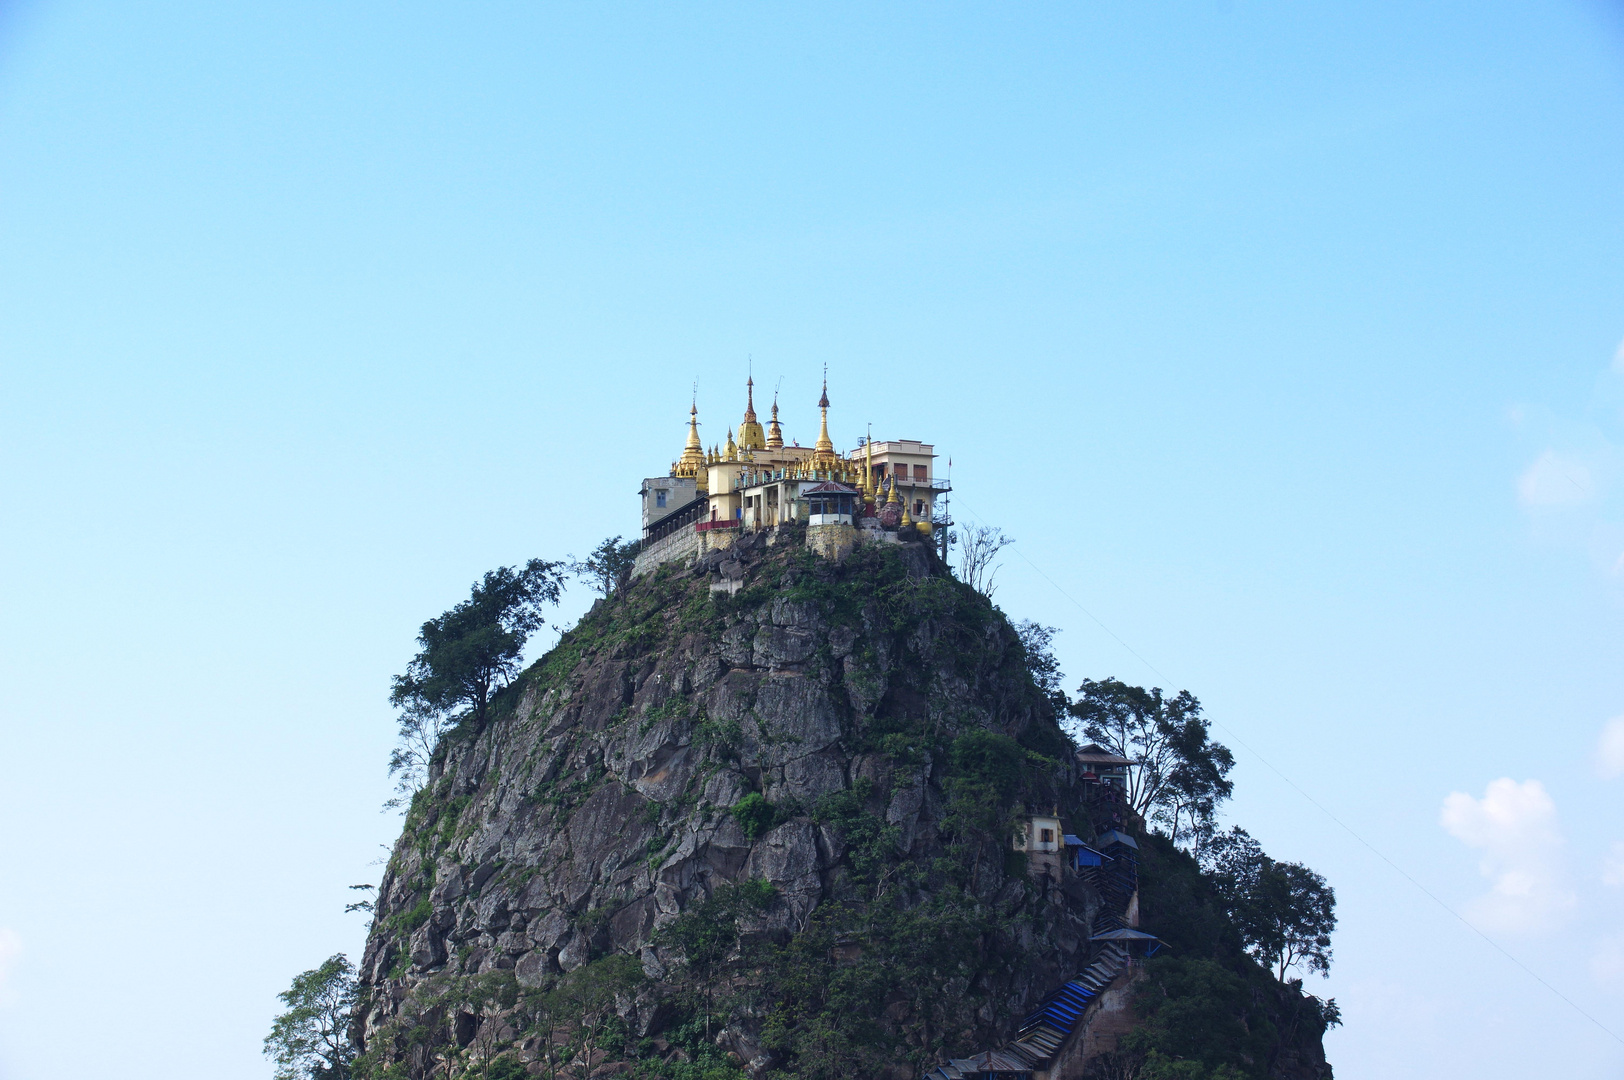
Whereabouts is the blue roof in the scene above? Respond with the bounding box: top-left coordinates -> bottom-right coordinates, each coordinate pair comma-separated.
1094,829 -> 1139,850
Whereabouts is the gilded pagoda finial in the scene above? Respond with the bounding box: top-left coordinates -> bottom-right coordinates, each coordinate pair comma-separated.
766,386 -> 784,451
673,395 -> 707,479
812,370 -> 836,466
738,373 -> 766,451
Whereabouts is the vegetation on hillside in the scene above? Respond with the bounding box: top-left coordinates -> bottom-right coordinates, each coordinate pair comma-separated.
268,533 -> 1339,1080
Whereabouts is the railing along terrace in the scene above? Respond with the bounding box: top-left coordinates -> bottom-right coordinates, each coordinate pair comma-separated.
892,476 -> 951,490
732,467 -> 856,489
731,473 -> 950,490
642,499 -> 705,543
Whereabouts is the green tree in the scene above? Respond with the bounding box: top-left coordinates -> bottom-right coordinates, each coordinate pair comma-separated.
1157,714 -> 1236,850
390,559 -> 565,733
1113,957 -> 1278,1080
1068,678 -> 1234,847
1015,620 -> 1066,714
264,954 -> 357,1080
1203,828 -> 1337,982
658,878 -> 777,1042
546,955 -> 644,1079
385,699 -> 456,808
569,535 -> 641,597
729,792 -> 778,839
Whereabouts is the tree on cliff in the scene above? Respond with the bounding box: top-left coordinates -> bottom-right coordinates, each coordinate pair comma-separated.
957,524 -> 1013,597
1204,827 -> 1337,982
390,559 -> 566,738
1068,677 -> 1235,848
569,535 -> 642,597
1015,620 -> 1066,714
264,954 -> 357,1080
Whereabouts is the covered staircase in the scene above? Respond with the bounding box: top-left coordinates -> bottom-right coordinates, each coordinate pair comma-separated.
928,829 -> 1145,1080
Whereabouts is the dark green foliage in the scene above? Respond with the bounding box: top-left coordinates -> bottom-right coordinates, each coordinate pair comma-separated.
1122,833 -> 1339,1078
637,1016 -> 752,1080
486,1060 -> 527,1080
659,878 -> 778,973
948,730 -> 1026,802
757,889 -> 1002,1078
386,896 -> 432,936
363,535 -> 1333,1080
1123,957 -> 1277,1079
1015,620 -> 1066,713
1133,833 -> 1244,963
1069,678 -> 1234,847
391,559 -> 566,730
571,535 -> 643,597
264,954 -> 357,1080
730,792 -> 778,839
1203,828 -> 1337,982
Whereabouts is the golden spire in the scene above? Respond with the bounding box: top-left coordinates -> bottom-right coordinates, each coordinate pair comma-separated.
863,428 -> 876,505
724,426 -> 738,461
738,374 -> 766,451
674,397 -> 706,478
812,370 -> 836,467
766,389 -> 783,450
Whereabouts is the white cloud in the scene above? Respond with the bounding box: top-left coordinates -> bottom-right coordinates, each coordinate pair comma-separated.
0,928 -> 20,1006
1517,450 -> 1595,508
1597,715 -> 1624,779
1440,778 -> 1575,934
1603,841 -> 1624,889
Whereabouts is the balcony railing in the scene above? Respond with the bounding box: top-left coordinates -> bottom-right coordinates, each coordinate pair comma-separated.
732,473 -> 952,491
695,519 -> 740,532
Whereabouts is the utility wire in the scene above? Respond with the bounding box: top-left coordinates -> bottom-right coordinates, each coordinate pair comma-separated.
949,498 -> 1624,1047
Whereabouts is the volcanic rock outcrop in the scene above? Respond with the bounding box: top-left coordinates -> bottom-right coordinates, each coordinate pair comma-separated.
354,530 -> 1332,1079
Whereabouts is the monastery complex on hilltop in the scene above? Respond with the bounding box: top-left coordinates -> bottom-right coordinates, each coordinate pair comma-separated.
632,375 -> 951,576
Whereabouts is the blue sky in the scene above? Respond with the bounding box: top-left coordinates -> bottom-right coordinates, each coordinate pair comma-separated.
2,2 -> 1623,1076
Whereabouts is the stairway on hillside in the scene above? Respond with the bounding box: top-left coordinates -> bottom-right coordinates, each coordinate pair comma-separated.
929,831 -> 1142,1080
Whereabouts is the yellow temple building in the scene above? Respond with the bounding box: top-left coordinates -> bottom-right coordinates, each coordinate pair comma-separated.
634,375 -> 950,574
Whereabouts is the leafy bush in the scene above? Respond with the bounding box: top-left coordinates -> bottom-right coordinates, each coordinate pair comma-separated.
948,730 -> 1026,802
730,793 -> 777,839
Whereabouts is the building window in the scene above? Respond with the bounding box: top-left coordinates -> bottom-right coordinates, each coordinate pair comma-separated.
1039,829 -> 1054,844
656,490 -> 667,508
914,500 -> 925,516
914,464 -> 927,480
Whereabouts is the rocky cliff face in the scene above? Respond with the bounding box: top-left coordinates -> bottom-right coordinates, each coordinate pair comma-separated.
354,530 -> 1332,1079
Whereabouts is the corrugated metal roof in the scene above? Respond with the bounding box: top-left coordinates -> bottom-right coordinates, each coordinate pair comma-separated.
1074,743 -> 1136,766
1090,928 -> 1161,942
945,1049 -> 1034,1072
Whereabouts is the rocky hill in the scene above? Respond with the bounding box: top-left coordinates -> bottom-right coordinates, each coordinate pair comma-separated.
353,528 -> 1333,1079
